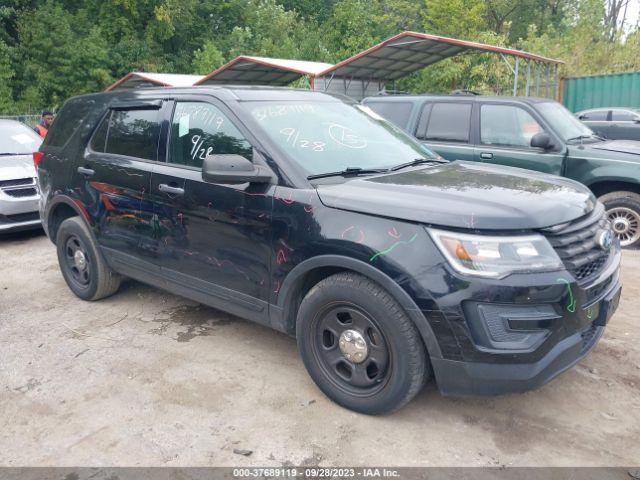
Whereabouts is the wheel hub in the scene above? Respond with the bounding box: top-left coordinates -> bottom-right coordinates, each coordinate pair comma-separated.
73,250 -> 87,270
612,217 -> 630,234
607,206 -> 640,247
339,329 -> 368,363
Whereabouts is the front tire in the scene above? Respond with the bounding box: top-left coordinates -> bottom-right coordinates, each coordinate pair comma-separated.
599,191 -> 640,248
56,217 -> 121,301
296,272 -> 428,415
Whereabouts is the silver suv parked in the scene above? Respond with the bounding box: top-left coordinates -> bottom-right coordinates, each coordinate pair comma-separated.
0,120 -> 42,232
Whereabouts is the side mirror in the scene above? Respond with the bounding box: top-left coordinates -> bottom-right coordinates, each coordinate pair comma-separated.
202,154 -> 273,184
530,132 -> 553,150
634,118 -> 640,124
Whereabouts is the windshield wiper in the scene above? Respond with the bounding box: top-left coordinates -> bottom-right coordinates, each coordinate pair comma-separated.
307,167 -> 388,180
390,157 -> 445,171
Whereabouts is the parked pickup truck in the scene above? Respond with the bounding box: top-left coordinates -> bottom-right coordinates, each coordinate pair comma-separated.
362,95 -> 640,247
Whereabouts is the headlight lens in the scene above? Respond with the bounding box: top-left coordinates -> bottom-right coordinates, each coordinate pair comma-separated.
427,228 -> 563,278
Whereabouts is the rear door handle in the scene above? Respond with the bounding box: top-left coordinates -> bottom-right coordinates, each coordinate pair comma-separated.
158,183 -> 185,196
77,166 -> 95,176
480,152 -> 493,160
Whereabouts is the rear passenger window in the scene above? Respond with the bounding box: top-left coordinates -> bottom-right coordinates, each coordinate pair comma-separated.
96,108 -> 161,161
107,109 -> 161,160
169,102 -> 252,169
424,103 -> 471,142
364,102 -> 413,130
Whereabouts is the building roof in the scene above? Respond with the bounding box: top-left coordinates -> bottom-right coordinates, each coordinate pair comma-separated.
195,56 -> 334,86
105,72 -> 205,91
317,31 -> 563,81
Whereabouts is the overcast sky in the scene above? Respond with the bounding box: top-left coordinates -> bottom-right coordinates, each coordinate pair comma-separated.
623,0 -> 640,31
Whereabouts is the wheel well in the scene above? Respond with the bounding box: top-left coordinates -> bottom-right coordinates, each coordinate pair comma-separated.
283,266 -> 347,336
589,181 -> 640,198
48,203 -> 78,244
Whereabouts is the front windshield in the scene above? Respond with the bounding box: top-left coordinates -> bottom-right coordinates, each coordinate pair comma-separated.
0,121 -> 42,155
243,100 -> 438,176
537,102 -> 595,141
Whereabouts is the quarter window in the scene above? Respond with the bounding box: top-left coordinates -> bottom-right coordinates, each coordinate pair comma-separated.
90,112 -> 109,152
480,104 -> 543,148
169,102 -> 252,168
423,103 -> 471,142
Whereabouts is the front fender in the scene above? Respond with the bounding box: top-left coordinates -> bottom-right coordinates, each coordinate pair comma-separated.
566,157 -> 640,188
271,254 -> 443,359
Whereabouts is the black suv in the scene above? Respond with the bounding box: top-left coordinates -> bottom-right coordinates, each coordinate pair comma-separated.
38,87 -> 621,414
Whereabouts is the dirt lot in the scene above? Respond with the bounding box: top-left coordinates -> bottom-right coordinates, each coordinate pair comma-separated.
1,229 -> 639,467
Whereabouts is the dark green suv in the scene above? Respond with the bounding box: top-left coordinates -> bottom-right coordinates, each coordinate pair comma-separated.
363,95 -> 640,247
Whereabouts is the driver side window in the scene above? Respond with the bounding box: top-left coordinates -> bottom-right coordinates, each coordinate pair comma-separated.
169,102 -> 252,169
480,104 -> 543,148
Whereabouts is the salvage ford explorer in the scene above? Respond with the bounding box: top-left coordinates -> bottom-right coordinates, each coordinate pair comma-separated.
36,87 -> 622,414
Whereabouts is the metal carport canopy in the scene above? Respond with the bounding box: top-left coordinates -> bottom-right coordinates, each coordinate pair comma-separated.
194,56 -> 334,86
317,31 -> 563,82
105,72 -> 205,91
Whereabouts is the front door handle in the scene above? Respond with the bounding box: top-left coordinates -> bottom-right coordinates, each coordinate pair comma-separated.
480,152 -> 493,160
158,183 -> 185,196
77,166 -> 95,177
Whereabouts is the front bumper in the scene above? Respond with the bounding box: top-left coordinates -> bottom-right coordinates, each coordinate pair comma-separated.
432,299 -> 611,396
417,244 -> 622,396
0,181 -> 41,232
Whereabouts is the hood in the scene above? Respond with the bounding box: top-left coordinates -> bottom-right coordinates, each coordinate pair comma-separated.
316,161 -> 596,230
0,154 -> 36,182
588,139 -> 640,156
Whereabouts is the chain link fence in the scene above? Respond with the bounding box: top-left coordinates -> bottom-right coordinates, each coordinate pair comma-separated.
0,113 -> 43,128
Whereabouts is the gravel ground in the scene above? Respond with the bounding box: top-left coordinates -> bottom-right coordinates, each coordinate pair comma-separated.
1,229 -> 639,467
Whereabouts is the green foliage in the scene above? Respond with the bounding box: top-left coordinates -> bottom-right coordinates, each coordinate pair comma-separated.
1,0 -> 639,111
0,40 -> 15,112
192,41 -> 226,74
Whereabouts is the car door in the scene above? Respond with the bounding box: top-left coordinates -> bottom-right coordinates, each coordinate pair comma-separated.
475,103 -> 565,175
578,109 -> 610,138
148,98 -> 274,321
77,100 -> 166,264
609,109 -> 640,140
414,102 -> 475,161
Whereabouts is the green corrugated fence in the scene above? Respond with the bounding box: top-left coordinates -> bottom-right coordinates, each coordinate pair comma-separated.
562,72 -> 640,112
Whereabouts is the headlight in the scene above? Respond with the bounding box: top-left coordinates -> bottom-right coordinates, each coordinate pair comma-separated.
427,228 -> 563,278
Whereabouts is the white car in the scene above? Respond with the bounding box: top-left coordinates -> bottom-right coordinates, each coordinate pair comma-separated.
0,120 -> 42,232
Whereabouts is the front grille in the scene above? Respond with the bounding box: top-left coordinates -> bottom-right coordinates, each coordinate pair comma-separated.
0,178 -> 32,188
0,211 -> 40,224
542,205 -> 611,282
3,187 -> 38,198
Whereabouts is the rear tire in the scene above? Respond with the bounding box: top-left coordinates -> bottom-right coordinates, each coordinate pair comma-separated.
296,272 -> 428,415
56,217 -> 121,301
599,191 -> 640,248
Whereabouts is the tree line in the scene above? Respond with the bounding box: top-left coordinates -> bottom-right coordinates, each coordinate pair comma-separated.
0,0 -> 638,112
